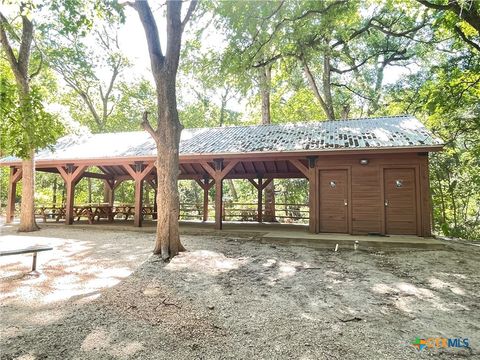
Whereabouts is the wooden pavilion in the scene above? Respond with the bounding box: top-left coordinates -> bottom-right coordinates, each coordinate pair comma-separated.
1,115 -> 443,236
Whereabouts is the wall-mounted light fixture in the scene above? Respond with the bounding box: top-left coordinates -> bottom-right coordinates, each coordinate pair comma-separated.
359,159 -> 369,165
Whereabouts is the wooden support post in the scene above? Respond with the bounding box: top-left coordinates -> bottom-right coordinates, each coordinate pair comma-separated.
308,171 -> 318,233
307,156 -> 318,233
57,164 -> 86,225
213,159 -> 223,230
65,180 -> 74,225
196,177 -> 214,222
215,179 -> 223,229
6,167 -> 22,224
203,184 -> 209,221
248,177 -> 273,223
290,158 -> 318,233
122,162 -> 154,227
200,159 -> 238,230
134,178 -> 144,227
147,178 -> 158,220
257,177 -> 263,223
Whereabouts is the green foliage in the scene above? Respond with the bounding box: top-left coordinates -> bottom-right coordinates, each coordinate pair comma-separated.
0,64 -> 65,158
384,27 -> 480,239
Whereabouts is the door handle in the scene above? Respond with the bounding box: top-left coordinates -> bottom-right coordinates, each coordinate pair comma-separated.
384,200 -> 389,206
344,200 -> 348,206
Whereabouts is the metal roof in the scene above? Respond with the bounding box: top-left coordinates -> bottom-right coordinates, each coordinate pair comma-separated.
0,115 -> 443,163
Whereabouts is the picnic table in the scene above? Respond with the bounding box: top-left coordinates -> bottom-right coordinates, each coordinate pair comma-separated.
35,206 -> 65,222
34,204 -> 156,223
74,204 -> 114,224
113,204 -> 134,220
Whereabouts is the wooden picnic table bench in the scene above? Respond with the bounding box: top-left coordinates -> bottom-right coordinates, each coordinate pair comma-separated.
74,204 -> 114,224
0,245 -> 53,271
113,205 -> 134,220
35,206 -> 65,222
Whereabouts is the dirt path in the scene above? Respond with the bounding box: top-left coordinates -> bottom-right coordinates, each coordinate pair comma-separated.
1,226 -> 479,359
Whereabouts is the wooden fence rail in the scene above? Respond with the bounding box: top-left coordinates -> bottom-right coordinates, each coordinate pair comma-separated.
29,201 -> 309,224
179,202 -> 309,223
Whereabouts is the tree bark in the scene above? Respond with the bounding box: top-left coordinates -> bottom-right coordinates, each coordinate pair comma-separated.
133,0 -> 196,259
145,183 -> 151,206
18,152 -> 38,231
259,65 -> 276,222
52,177 -> 58,205
87,177 -> 93,204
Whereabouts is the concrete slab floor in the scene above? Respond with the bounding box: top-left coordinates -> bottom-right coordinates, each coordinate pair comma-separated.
4,219 -> 449,250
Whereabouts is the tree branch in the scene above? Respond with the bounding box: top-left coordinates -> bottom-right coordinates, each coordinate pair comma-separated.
331,82 -> 375,101
17,15 -> 33,76
417,0 -> 480,33
29,50 -> 43,79
416,0 -> 450,11
0,12 -> 19,75
166,0 -> 183,72
181,0 -> 198,32
247,0 -> 347,63
370,19 -> 427,38
132,0 -> 164,74
301,55 -> 331,119
141,111 -> 157,140
454,25 -> 480,52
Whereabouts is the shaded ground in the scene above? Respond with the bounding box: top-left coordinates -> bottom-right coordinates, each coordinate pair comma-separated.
0,224 -> 479,359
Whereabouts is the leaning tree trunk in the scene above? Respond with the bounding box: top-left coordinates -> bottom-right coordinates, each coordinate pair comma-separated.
259,65 -> 276,222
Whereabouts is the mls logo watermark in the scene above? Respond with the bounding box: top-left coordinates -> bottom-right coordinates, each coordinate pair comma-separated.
411,337 -> 470,351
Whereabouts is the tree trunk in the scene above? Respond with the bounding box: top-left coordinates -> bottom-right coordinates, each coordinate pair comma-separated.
52,176 -> 58,205
87,177 -> 93,204
219,88 -> 229,127
145,184 -> 151,206
302,54 -> 336,120
61,183 -> 65,205
259,65 -> 276,222
18,151 -> 38,231
134,0 -> 196,259
103,180 -> 112,204
218,89 -> 237,202
17,80 -> 38,231
322,53 -> 335,120
226,179 -> 238,201
153,123 -> 184,258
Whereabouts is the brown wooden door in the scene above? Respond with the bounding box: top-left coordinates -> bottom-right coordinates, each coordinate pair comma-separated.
384,168 -> 417,235
319,169 -> 349,233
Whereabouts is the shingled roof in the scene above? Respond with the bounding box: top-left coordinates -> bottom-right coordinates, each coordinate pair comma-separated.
0,115 -> 443,163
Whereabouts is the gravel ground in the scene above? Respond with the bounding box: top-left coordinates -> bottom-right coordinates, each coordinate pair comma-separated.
0,224 -> 479,359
